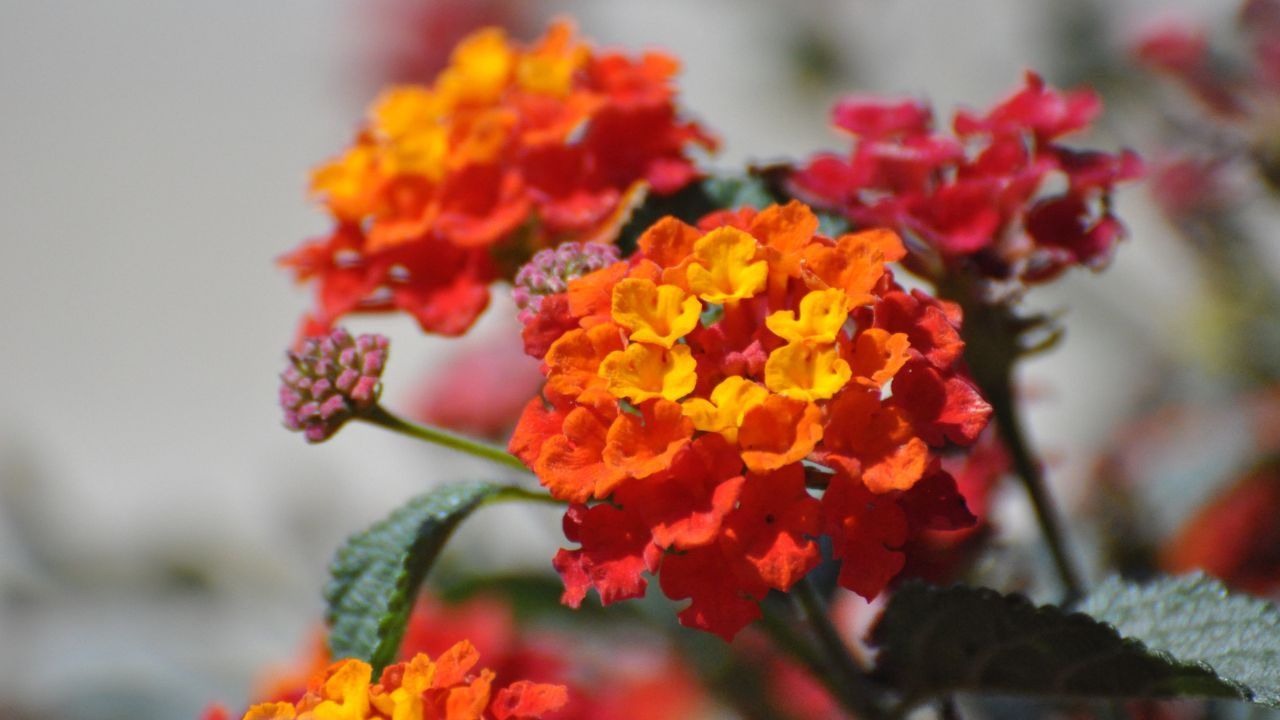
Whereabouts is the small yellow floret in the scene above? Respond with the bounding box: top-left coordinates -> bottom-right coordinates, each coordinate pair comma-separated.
764,342 -> 852,402
516,22 -> 588,96
765,288 -> 852,344
599,343 -> 697,404
682,376 -> 769,443
310,143 -> 379,218
243,703 -> 297,720
370,87 -> 450,180
685,227 -> 768,303
312,658 -> 373,719
611,279 -> 701,348
435,27 -> 515,106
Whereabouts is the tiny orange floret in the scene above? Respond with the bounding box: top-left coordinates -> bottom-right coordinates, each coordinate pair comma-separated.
544,323 -> 625,405
738,395 -> 824,473
803,228 -> 904,302
637,216 -> 702,268
849,328 -> 911,388
535,406 -> 625,503
603,399 -> 695,480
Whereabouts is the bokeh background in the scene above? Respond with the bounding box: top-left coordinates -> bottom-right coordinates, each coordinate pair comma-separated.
0,0 -> 1266,717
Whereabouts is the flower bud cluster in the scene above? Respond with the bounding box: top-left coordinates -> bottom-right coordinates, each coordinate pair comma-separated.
279,328 -> 389,442
513,242 -> 620,323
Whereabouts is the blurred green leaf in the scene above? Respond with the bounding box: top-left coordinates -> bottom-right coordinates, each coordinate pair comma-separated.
872,581 -> 1248,708
324,482 -> 503,672
700,174 -> 777,211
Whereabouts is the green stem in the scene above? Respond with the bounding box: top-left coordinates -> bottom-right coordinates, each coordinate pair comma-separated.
988,374 -> 1086,603
949,280 -> 1087,604
360,404 -> 532,473
487,485 -> 565,507
790,579 -> 888,720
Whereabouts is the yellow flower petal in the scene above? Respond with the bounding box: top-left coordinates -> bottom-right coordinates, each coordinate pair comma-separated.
765,288 -> 852,344
681,376 -> 769,443
685,227 -> 768,303
611,278 -> 701,348
243,703 -> 297,720
516,21 -> 588,96
435,27 -> 515,106
599,343 -> 697,403
311,658 -> 373,720
369,87 -> 450,180
764,342 -> 852,402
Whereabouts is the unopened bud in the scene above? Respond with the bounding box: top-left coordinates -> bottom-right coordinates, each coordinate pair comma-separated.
280,328 -> 389,442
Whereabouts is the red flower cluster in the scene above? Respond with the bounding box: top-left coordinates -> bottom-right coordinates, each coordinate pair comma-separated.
1134,1 -> 1280,215
790,72 -> 1141,285
1135,0 -> 1280,119
508,201 -> 990,639
281,21 -> 715,338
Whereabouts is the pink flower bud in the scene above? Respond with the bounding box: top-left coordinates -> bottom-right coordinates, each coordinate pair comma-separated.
280,328 -> 389,442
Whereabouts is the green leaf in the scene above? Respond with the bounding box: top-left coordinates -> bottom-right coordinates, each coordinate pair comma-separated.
699,174 -> 777,211
871,582 -> 1246,708
1079,573 -> 1280,706
324,482 -> 504,671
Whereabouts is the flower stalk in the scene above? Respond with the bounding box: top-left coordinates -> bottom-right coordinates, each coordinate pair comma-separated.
950,284 -> 1086,602
360,403 -> 532,473
790,579 -> 889,720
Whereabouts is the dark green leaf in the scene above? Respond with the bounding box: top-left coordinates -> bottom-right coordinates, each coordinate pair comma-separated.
1079,573 -> 1280,707
324,482 -> 502,671
871,582 -> 1245,707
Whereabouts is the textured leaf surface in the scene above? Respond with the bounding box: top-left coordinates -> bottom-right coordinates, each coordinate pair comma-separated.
871,582 -> 1245,706
1080,573 -> 1280,706
324,482 -> 501,671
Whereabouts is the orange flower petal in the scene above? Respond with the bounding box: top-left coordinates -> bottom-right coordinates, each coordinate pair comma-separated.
535,406 -> 625,503
544,323 -> 624,403
848,328 -> 911,388
603,399 -> 694,480
738,395 -> 823,473
491,681 -> 571,720
637,215 -> 702,268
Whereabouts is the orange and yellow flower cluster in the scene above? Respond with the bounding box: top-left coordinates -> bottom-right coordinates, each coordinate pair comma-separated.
281,21 -> 714,338
241,641 -> 566,720
509,201 -> 992,639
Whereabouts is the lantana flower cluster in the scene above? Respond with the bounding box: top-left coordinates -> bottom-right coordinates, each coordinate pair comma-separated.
508,201 -> 991,639
242,641 -> 566,720
282,21 -> 714,337
791,72 -> 1142,286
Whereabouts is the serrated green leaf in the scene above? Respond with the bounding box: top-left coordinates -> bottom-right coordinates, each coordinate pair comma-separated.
1079,573 -> 1280,706
871,582 -> 1245,708
323,482 -> 502,672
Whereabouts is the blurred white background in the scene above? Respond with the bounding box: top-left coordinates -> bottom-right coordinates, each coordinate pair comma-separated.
0,0 -> 1231,717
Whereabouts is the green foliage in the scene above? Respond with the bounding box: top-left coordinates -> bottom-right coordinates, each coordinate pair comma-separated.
871,581 -> 1249,708
615,172 -> 781,256
323,482 -> 503,672
700,173 -> 778,211
1079,573 -> 1280,707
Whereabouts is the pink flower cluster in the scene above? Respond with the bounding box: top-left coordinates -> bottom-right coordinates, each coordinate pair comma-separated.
790,72 -> 1142,286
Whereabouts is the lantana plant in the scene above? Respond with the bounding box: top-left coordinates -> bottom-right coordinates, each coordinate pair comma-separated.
215,16 -> 1280,720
